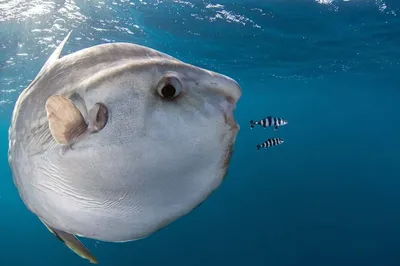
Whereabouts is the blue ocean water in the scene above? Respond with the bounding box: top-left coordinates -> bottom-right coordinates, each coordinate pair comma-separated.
1,0 -> 400,265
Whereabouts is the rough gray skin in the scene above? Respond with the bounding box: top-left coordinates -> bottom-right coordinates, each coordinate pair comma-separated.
8,31 -> 241,260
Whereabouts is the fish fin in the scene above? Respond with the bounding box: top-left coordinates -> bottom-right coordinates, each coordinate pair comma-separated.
256,144 -> 260,150
37,31 -> 72,78
45,94 -> 88,145
52,229 -> 99,264
274,125 -> 278,130
69,92 -> 89,124
39,218 -> 56,234
39,219 -> 98,264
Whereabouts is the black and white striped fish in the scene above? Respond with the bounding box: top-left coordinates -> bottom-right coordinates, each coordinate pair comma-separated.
250,116 -> 288,130
256,137 -> 284,150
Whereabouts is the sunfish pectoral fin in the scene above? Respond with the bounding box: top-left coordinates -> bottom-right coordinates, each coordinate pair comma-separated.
39,219 -> 98,264
45,94 -> 88,145
69,92 -> 89,124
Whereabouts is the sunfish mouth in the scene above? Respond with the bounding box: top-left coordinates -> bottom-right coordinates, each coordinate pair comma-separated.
211,75 -> 241,131
220,98 -> 239,132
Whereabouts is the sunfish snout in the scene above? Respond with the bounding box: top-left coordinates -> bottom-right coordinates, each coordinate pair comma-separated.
205,74 -> 242,131
208,73 -> 242,106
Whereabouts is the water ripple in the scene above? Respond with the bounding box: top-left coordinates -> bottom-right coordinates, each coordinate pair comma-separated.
0,0 -> 399,107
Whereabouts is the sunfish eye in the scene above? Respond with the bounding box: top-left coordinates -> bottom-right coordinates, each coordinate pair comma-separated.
161,84 -> 176,99
157,75 -> 182,100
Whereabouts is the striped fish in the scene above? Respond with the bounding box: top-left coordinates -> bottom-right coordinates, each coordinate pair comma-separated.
257,137 -> 284,150
250,116 -> 287,130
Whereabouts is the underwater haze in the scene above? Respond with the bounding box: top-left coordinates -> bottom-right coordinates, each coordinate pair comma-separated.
1,0 -> 400,265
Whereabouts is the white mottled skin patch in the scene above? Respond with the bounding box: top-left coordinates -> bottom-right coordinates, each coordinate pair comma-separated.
8,32 -> 242,242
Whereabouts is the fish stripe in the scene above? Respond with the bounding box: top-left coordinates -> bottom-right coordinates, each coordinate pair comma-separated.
251,117 -> 287,129
257,137 -> 284,150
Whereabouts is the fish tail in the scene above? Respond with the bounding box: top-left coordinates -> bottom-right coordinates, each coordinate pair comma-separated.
256,144 -> 260,150
250,120 -> 255,128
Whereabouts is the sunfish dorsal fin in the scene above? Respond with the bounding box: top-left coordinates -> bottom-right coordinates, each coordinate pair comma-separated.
45,94 -> 88,145
36,30 -> 72,78
39,219 -> 98,264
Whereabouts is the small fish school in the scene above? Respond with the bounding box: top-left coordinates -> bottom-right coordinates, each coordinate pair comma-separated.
249,116 -> 287,150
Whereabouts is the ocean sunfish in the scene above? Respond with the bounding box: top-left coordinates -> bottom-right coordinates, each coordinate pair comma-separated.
8,31 -> 242,264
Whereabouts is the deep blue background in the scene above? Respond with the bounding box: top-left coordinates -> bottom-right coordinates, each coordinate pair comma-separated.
1,1 -> 400,265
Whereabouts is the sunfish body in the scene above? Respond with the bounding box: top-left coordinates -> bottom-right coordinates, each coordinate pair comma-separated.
8,31 -> 242,263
